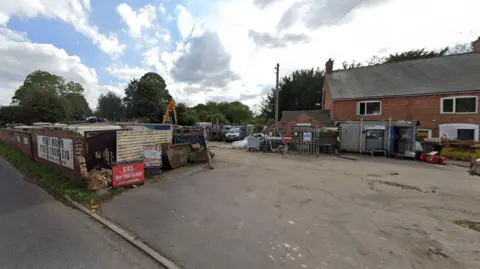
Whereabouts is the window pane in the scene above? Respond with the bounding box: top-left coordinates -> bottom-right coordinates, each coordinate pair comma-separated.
366,102 -> 381,115
457,129 -> 474,140
416,130 -> 429,139
442,99 -> 454,112
455,97 -> 476,113
359,103 -> 365,115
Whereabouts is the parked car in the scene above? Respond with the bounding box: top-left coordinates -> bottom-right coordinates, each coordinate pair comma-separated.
85,116 -> 106,123
225,127 -> 242,142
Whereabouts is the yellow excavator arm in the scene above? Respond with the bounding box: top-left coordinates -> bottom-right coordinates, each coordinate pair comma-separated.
162,99 -> 178,125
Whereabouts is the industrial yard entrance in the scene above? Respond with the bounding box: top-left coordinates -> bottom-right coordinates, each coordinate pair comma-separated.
102,146 -> 480,269
290,126 -> 337,155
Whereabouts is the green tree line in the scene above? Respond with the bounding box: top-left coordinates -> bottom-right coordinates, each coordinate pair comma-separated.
1,71 -> 92,125
0,70 -> 256,126
94,73 -> 256,126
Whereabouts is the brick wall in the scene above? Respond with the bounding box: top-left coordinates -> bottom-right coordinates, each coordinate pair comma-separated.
30,128 -> 86,183
323,79 -> 334,117
0,129 -> 33,157
280,114 -> 327,135
473,38 -> 480,53
331,92 -> 480,136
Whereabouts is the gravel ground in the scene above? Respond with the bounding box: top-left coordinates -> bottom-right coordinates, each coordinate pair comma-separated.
102,145 -> 480,269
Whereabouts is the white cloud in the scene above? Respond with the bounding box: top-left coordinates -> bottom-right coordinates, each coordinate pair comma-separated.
188,0 -> 480,107
159,31 -> 171,42
5,0 -> 473,110
106,65 -> 148,81
142,45 -> 184,87
159,3 -> 166,14
0,1 -> 126,56
175,5 -> 199,40
0,27 -> 28,42
82,0 -> 91,11
0,28 -> 115,108
116,3 -> 157,37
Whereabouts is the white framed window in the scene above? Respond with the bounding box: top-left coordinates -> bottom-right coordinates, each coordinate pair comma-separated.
441,96 -> 478,114
357,101 -> 382,116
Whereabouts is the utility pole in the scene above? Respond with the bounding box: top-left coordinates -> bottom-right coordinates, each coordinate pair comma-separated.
274,63 -> 280,136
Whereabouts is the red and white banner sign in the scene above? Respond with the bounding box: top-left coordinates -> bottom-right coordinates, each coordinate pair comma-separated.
112,162 -> 144,187
143,145 -> 162,168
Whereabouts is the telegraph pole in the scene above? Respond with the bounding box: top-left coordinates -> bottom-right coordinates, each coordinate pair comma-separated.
274,63 -> 280,136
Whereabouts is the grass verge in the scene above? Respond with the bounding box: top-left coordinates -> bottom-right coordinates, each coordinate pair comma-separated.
0,142 -> 97,205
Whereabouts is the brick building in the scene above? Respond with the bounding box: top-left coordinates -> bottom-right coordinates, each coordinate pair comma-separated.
274,110 -> 333,135
323,39 -> 480,139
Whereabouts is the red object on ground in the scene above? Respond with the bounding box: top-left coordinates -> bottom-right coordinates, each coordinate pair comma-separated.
112,162 -> 145,187
283,135 -> 292,143
425,156 -> 437,164
420,153 -> 426,161
424,155 -> 448,165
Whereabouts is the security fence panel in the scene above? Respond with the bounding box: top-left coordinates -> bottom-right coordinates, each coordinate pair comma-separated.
291,126 -> 338,156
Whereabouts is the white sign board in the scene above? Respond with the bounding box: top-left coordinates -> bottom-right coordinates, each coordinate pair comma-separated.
364,125 -> 386,130
303,132 -> 312,142
60,138 -> 74,169
37,135 -> 49,160
48,136 -> 60,164
143,145 -> 162,168
36,135 -> 74,169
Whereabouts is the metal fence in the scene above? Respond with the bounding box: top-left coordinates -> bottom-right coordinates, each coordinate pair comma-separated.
290,126 -> 338,155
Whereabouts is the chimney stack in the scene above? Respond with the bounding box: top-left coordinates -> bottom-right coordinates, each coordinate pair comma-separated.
473,37 -> 480,53
325,58 -> 334,74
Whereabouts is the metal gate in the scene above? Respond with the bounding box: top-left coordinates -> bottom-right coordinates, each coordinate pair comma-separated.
291,126 -> 337,155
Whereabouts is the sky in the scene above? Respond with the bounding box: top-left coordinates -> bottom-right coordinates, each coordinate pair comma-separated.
0,0 -> 479,111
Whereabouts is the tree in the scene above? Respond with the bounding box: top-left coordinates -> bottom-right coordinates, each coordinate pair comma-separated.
96,91 -> 125,121
190,101 -> 254,125
384,47 -> 449,63
192,102 -> 230,124
10,70 -> 94,123
0,105 -> 27,124
11,70 -> 69,123
126,73 -> 172,122
65,93 -> 92,120
61,81 -> 85,95
365,55 -> 385,66
12,70 -> 66,106
176,103 -> 199,126
447,43 -> 472,55
123,79 -> 138,118
217,101 -> 253,124
342,60 -> 363,69
23,88 -> 69,123
260,68 -> 324,119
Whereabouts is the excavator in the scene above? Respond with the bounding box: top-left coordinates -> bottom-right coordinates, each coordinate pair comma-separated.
162,99 -> 178,125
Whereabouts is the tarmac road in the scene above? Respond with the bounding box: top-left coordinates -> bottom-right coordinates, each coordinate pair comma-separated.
0,156 -> 161,269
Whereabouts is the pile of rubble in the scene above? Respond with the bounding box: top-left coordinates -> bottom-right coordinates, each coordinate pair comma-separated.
469,158 -> 480,176
86,169 -> 112,190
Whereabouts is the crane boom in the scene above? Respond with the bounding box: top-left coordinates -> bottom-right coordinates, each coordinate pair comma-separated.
162,99 -> 178,125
